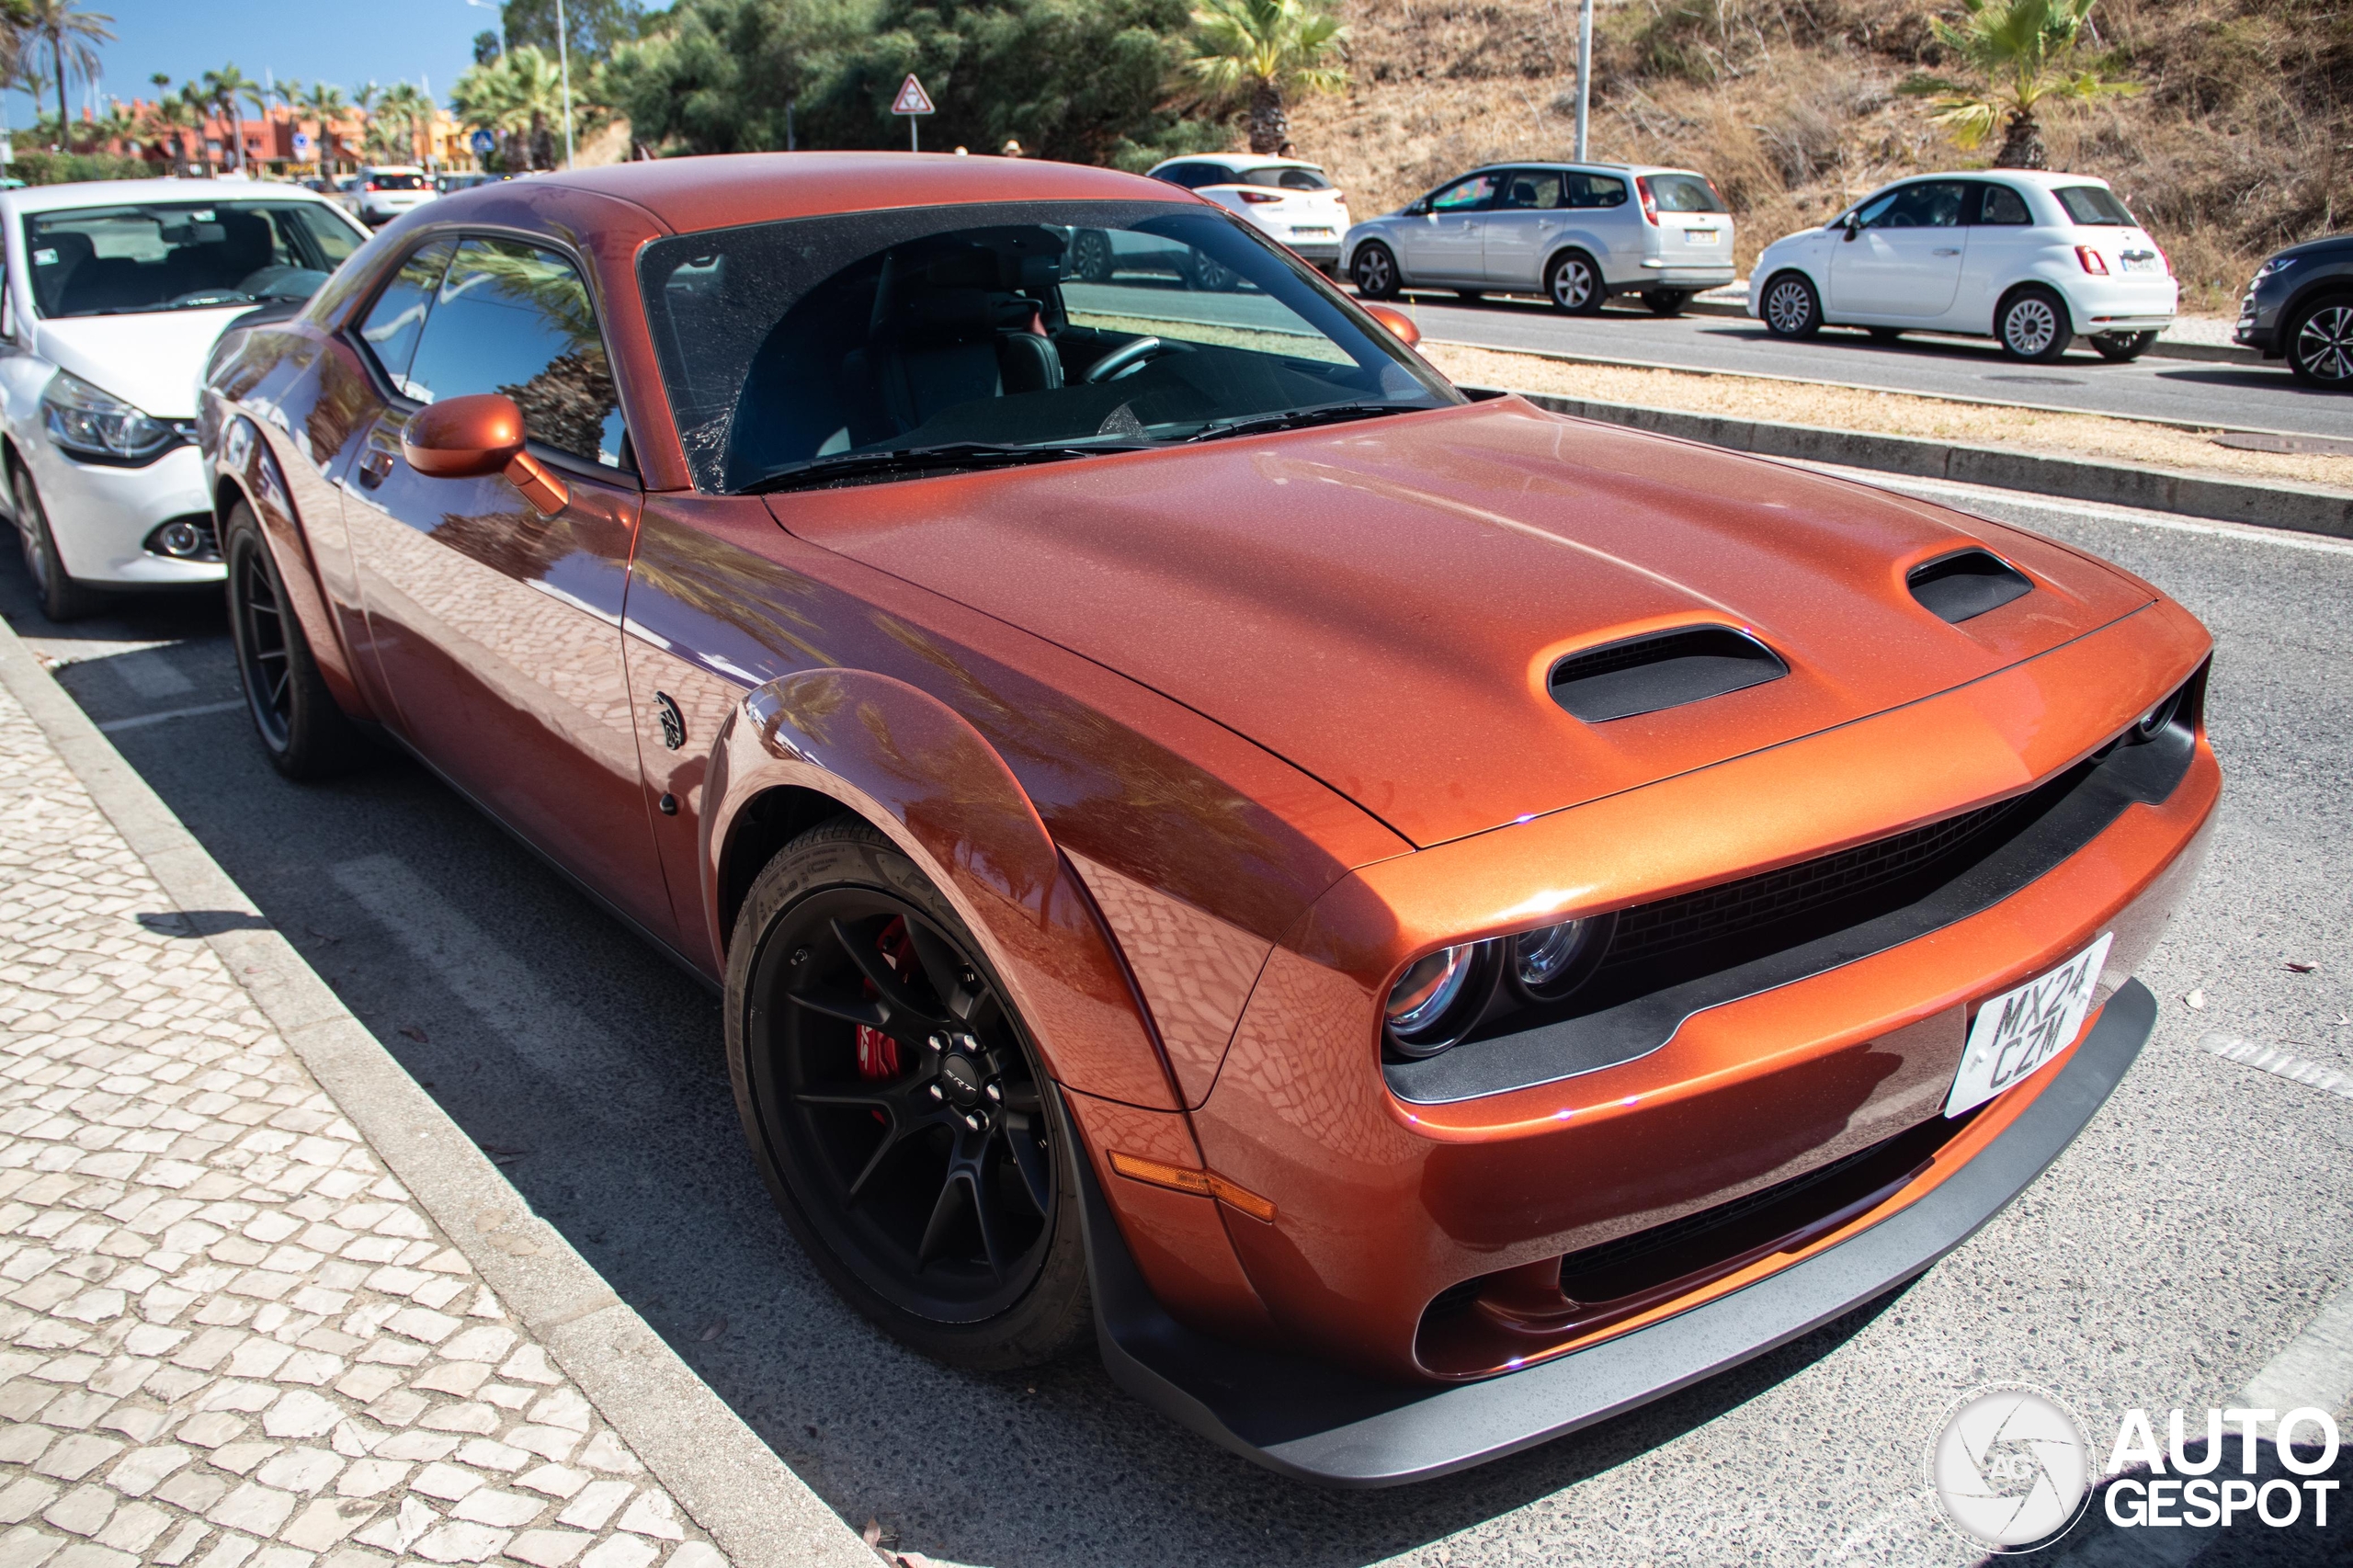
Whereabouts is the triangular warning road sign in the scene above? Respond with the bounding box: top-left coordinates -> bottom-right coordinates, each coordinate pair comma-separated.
892,74 -> 935,115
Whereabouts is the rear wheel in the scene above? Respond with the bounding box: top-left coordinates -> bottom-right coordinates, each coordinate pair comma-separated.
1997,287 -> 2072,363
1642,290 -> 1691,316
1546,250 -> 1605,315
12,467 -> 101,622
726,817 -> 1090,1370
223,502 -> 366,779
1350,242 -> 1399,301
1759,271 -> 1822,338
2285,298 -> 2353,390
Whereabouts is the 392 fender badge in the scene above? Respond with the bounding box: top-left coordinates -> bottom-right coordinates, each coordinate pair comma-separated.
654,691 -> 686,751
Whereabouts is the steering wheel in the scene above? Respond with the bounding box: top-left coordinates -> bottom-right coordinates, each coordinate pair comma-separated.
1083,335 -> 1168,384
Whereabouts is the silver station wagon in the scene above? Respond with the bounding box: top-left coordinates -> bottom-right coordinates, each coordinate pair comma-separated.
1343,162 -> 1734,314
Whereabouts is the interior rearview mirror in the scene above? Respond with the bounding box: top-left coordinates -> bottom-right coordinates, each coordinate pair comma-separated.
401,392 -> 568,515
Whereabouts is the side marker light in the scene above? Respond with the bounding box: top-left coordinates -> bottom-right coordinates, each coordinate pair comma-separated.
1108,1151 -> 1277,1222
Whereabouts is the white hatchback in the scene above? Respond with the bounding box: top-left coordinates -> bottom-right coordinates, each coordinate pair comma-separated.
0,179 -> 369,619
1143,154 -> 1351,268
341,165 -> 437,227
1748,171 -> 2176,362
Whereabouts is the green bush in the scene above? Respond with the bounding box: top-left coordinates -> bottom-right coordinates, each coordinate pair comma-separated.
6,151 -> 155,186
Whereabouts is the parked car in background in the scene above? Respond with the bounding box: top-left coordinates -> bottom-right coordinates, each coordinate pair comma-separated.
1343,163 -> 1733,314
1750,172 -> 2176,363
2234,232 -> 2353,391
340,165 -> 435,226
1144,154 -> 1350,270
1,178 -> 368,619
438,172 -> 503,195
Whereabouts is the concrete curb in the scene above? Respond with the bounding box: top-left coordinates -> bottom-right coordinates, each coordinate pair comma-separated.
1469,386 -> 2353,540
0,616 -> 877,1568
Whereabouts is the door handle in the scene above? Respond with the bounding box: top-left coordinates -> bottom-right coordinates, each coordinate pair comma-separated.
1932,247 -> 1961,256
357,449 -> 393,488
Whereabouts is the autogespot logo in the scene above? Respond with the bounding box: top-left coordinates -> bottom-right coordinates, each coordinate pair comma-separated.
1927,1385 -> 2094,1551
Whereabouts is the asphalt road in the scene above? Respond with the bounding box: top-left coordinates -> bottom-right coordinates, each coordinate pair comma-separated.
6,473 -> 2349,1568
1387,293 -> 2353,443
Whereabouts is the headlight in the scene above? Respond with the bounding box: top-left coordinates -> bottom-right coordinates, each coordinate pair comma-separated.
1383,941 -> 1501,1058
1508,915 -> 1616,1003
2251,256 -> 2298,284
42,371 -> 177,464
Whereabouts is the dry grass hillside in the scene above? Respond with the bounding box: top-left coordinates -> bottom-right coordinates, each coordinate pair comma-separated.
1276,0 -> 2352,312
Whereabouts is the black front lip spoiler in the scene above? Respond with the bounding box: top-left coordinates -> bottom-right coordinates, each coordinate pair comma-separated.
1075,978 -> 2157,1487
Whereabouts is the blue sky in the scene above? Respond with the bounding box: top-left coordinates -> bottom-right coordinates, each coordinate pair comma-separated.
10,0 -> 507,126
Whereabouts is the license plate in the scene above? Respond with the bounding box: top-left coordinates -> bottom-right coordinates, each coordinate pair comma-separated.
1944,933 -> 2114,1118
1685,229 -> 1719,244
2120,255 -> 2158,272
1292,226 -> 1335,239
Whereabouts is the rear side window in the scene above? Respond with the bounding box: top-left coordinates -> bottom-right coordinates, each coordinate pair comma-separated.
1241,165 -> 1333,191
1645,173 -> 1725,213
2053,186 -> 2135,226
1563,173 -> 1627,209
356,240 -> 455,394
1978,185 -> 2033,225
402,237 -> 627,469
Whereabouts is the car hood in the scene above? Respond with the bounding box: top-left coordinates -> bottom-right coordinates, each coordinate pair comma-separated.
34,309 -> 252,418
774,398 -> 2154,847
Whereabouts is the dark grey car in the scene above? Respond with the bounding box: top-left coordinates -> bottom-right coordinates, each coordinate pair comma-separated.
2234,232 -> 2353,389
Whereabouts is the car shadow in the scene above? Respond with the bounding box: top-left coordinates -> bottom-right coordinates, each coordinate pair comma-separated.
1,555 -> 1927,1567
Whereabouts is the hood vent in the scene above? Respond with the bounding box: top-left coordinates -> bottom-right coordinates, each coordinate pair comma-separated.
1908,550 -> 2033,624
1549,627 -> 1789,722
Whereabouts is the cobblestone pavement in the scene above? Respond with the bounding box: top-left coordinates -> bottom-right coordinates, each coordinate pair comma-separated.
0,678 -> 731,1568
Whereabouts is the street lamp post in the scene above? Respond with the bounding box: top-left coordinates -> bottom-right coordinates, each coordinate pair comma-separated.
1574,0 -> 1593,162
555,0 -> 574,169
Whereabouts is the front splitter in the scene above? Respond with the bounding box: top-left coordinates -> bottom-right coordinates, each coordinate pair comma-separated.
1074,978 -> 2157,1486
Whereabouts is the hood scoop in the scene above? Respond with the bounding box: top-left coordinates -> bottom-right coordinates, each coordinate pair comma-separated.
1549,627 -> 1789,723
1908,550 -> 2033,625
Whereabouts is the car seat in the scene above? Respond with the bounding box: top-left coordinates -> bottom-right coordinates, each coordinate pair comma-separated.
30,233 -> 97,315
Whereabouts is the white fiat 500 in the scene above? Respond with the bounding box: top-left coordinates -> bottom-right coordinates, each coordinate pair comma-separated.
1142,154 -> 1352,269
0,179 -> 369,619
1749,170 -> 2176,362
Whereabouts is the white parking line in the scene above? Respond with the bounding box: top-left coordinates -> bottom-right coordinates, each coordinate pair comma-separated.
95,697 -> 247,732
2200,1031 -> 2353,1103
2240,1288 -> 2353,1429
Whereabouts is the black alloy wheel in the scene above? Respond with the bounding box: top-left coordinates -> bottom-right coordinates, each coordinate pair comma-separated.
1760,271 -> 1822,338
222,502 -> 365,779
1069,229 -> 1113,283
1997,286 -> 2072,363
2090,329 -> 2157,362
729,818 -> 1089,1369
1643,290 -> 1691,316
1351,242 -> 1399,300
1191,253 -> 1241,293
1547,250 -> 1605,314
12,467 -> 99,622
2286,299 -> 2353,390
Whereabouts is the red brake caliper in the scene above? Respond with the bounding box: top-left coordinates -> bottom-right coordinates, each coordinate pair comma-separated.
854,917 -> 911,1095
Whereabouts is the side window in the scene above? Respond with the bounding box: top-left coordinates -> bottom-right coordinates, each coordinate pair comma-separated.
403,237 -> 627,470
1563,174 -> 1627,209
1496,171 -> 1563,210
356,239 -> 455,395
1859,182 -> 1969,229
1153,164 -> 1201,188
1428,175 -> 1497,213
1979,185 -> 2033,225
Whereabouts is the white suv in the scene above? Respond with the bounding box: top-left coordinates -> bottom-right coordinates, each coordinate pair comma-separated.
341,165 -> 436,227
1143,155 -> 1351,269
1749,171 -> 2176,361
0,179 -> 369,619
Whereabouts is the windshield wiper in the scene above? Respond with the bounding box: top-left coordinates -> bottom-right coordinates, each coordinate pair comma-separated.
1183,402 -> 1432,445
745,440 -> 1147,495
84,292 -> 258,316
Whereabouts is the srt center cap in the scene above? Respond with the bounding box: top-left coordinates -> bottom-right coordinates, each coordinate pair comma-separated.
938,1054 -> 984,1105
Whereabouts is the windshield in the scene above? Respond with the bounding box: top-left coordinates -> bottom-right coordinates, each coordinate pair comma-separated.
639,200 -> 1456,494
27,200 -> 362,319
2053,186 -> 2135,226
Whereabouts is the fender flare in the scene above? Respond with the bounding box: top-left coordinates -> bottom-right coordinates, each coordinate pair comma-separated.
708,666 -> 1184,1112
213,412 -> 377,720
1541,240 -> 1610,293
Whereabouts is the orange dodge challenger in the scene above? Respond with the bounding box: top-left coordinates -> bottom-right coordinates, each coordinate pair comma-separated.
199,154 -> 2217,1485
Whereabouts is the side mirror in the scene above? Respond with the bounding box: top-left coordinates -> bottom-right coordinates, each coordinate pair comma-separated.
1841,214 -> 1861,242
1405,199 -> 1428,217
401,392 -> 568,515
1361,301 -> 1421,347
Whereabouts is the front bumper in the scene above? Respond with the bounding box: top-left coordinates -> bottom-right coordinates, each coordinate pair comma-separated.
23,439 -> 221,586
1081,977 -> 2157,1487
2235,288 -> 2284,356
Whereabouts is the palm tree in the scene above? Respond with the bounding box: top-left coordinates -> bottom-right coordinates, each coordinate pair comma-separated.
1897,0 -> 2137,170
202,63 -> 260,171
24,0 -> 111,148
139,84 -> 196,175
0,2 -> 33,97
373,80 -> 427,164
453,47 -> 566,170
1187,0 -> 1348,158
300,81 -> 348,172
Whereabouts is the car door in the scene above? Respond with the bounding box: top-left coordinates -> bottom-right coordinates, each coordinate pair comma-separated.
1480,169 -> 1565,288
1561,171 -> 1634,283
339,233 -> 674,942
1953,180 -> 2037,333
1401,173 -> 1496,283
1826,180 -> 1971,319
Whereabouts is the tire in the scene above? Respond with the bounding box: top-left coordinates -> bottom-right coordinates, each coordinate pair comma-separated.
1867,326 -> 1904,345
724,816 -> 1091,1370
222,502 -> 366,779
1642,290 -> 1691,316
1190,253 -> 1240,293
2088,330 -> 2157,362
1546,250 -> 1605,315
12,466 -> 102,622
1997,287 -> 2072,363
1350,242 -> 1399,301
2285,297 -> 2353,390
1759,271 -> 1822,338
1069,229 -> 1113,283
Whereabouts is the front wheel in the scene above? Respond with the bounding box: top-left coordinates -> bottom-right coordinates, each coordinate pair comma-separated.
2285,299 -> 2353,390
1997,287 -> 2072,363
1546,250 -> 1605,314
223,502 -> 367,779
1350,243 -> 1399,301
726,817 -> 1091,1369
1069,229 -> 1113,283
1759,272 -> 1822,338
13,467 -> 101,622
